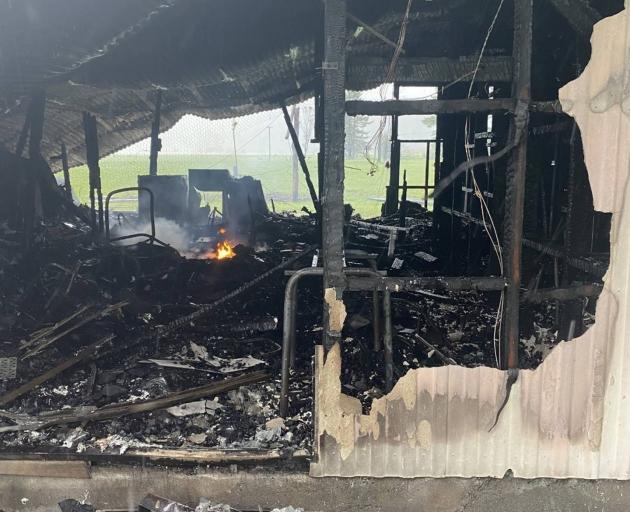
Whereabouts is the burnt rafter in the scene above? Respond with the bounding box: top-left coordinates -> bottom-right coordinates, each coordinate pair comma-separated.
545,0 -> 603,38
0,0 -> 511,171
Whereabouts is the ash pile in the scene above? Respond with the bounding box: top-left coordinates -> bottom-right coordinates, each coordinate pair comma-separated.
0,197 -> 318,457
0,187 -> 597,458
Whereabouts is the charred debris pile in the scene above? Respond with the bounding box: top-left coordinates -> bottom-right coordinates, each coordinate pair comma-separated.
0,193 -> 590,458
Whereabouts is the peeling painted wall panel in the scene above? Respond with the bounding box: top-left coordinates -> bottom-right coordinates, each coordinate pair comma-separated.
312,2 -> 630,479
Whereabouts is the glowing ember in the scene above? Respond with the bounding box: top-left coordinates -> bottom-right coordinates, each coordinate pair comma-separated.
215,240 -> 236,260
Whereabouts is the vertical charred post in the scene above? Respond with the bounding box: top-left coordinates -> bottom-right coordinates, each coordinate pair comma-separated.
149,89 -> 162,177
322,0 -> 347,352
83,112 -> 103,233
503,0 -> 533,369
60,142 -> 71,200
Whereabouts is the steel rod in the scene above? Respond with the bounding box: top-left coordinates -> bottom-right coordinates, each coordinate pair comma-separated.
383,290 -> 393,393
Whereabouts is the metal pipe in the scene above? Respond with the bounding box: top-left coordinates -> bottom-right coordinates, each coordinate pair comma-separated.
372,290 -> 382,352
383,289 -> 393,393
105,187 -> 155,243
280,267 -> 381,418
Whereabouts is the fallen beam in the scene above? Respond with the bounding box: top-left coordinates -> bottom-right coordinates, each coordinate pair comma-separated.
21,302 -> 128,359
126,447 -> 309,463
157,246 -> 313,337
0,448 -> 309,466
281,104 -> 320,215
0,335 -> 114,407
545,0 -> 601,39
0,371 -> 269,432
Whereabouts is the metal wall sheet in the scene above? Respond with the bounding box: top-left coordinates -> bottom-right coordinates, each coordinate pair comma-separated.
312,5 -> 630,479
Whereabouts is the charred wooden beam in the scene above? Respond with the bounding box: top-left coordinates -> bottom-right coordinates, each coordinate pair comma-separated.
0,335 -> 114,407
0,371 -> 269,433
82,112 -> 103,232
347,99 -> 566,117
149,89 -> 163,176
545,0 -> 601,39
60,142 -> 71,200
322,0 -> 347,351
281,103 -> 320,215
503,0 -> 533,370
0,448 -> 309,466
347,98 -> 516,116
346,56 -> 513,88
158,246 -> 314,338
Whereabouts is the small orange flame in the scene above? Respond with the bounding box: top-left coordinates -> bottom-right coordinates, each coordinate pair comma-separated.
215,240 -> 236,260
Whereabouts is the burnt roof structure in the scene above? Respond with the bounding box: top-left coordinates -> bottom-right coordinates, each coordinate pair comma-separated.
0,0 -> 523,168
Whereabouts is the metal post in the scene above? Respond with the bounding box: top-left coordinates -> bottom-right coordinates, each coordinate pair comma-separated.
386,84 -> 401,215
424,141 -> 431,208
291,105 -> 300,201
503,0 -> 533,369
83,112 -> 104,233
149,90 -> 162,176
61,142 -> 71,200
383,289 -> 393,392
280,267 -> 380,418
372,289 -> 382,351
321,0 -> 347,352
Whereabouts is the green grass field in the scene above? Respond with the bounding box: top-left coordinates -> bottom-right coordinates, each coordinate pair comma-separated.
70,153 -> 434,218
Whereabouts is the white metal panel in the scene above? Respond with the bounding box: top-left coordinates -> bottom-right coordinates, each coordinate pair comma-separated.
312,3 -> 630,479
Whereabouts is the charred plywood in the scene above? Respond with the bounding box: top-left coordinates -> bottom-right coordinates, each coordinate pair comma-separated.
312,3 -> 630,479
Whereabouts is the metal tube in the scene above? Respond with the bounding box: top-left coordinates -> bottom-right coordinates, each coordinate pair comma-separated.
383,289 -> 393,393
280,267 -> 381,418
425,141 -> 431,208
372,290 -> 381,352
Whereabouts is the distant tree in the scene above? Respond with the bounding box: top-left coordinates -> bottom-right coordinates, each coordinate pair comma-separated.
345,91 -> 371,159
421,116 -> 437,137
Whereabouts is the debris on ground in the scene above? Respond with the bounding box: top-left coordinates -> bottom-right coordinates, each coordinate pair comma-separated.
0,201 -> 598,453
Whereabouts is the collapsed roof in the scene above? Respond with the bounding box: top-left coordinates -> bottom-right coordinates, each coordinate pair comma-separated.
0,0 -> 519,168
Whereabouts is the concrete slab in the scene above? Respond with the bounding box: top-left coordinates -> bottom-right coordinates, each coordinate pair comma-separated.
2,465 -> 630,512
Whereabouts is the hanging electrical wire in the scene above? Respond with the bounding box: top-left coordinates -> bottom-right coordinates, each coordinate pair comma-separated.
362,0 -> 414,174
462,0 -> 507,367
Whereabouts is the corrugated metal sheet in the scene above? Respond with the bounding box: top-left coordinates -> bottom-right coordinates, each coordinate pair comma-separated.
0,0 -> 509,170
311,5 -> 630,479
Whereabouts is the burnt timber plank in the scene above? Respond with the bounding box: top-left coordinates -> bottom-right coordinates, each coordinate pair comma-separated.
346,99 -> 516,116
545,0 -> 602,38
503,0 -> 533,369
321,0 -> 347,351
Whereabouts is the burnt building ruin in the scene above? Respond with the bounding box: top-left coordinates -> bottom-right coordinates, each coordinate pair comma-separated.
1,0 -> 630,510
